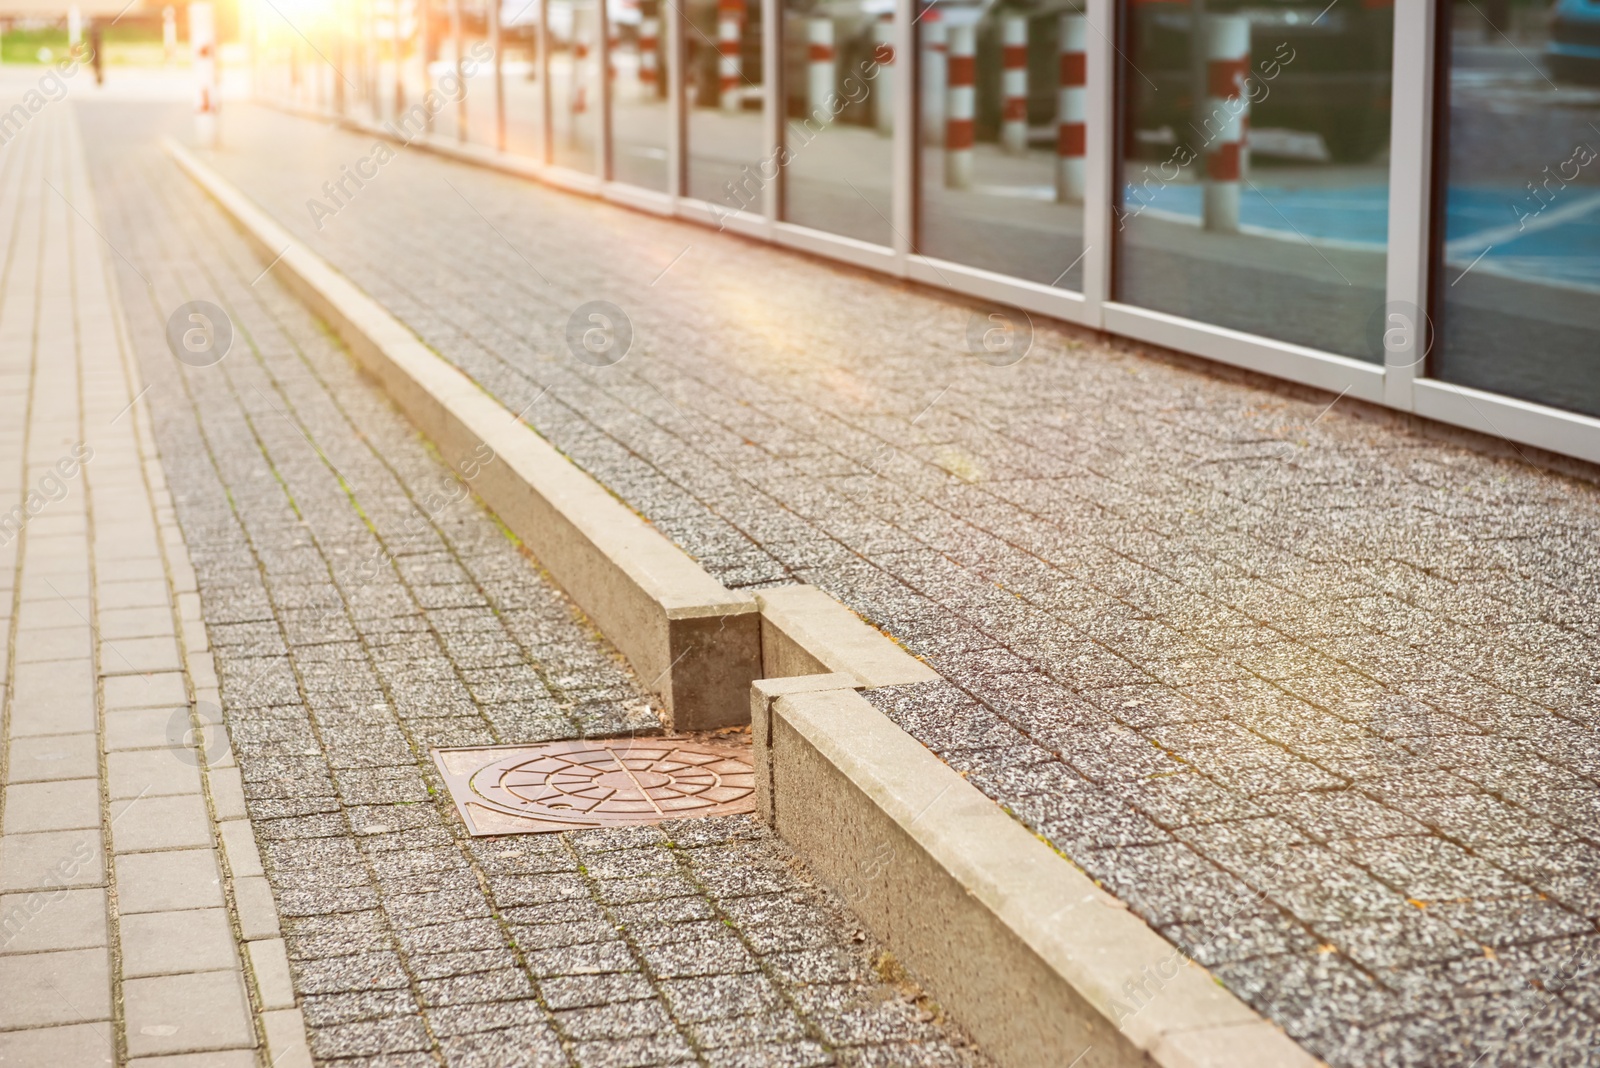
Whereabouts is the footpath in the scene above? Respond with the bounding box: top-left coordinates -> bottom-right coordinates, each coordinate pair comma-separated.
2,71 -> 1587,1065
61,92 -> 987,1068
155,100 -> 1600,1068
0,89 -> 310,1064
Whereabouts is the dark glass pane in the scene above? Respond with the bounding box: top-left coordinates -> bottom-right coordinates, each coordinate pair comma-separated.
917,2 -> 1088,290
780,0 -> 895,247
501,4 -> 547,163
1115,0 -> 1393,358
612,0 -> 670,189
1433,0 -> 1600,417
459,0 -> 497,149
686,0 -> 768,207
551,0 -> 600,172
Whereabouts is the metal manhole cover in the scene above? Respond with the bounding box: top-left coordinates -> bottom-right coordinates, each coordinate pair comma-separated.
433,736 -> 756,836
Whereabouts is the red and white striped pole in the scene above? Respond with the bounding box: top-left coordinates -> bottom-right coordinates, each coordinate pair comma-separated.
1203,14 -> 1248,232
571,12 -> 588,140
1000,14 -> 1028,155
922,15 -> 945,145
639,13 -> 660,96
191,1 -> 218,147
719,0 -> 744,112
807,16 -> 835,117
872,15 -> 894,136
1056,14 -> 1086,202
163,4 -> 176,65
945,22 -> 975,189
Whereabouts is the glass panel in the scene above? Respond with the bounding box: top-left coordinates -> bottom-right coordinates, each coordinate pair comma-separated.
779,0 -> 894,246
1432,0 -> 1600,418
501,2 -> 548,162
427,0 -> 467,141
374,0 -> 405,127
398,0 -> 436,135
358,6 -> 383,122
612,0 -> 671,189
392,0 -> 471,142
685,0 -> 768,207
551,0 -> 602,171
1115,0 -> 1393,358
916,3 -> 1087,290
459,0 -> 500,148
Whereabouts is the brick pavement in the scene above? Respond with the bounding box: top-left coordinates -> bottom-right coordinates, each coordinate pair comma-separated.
137,101 -> 1600,1066
0,93 -> 308,1064
77,99 -> 987,1068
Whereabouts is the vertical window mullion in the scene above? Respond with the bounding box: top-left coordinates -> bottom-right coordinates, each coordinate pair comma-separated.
1383,0 -> 1437,410
1082,0 -> 1115,322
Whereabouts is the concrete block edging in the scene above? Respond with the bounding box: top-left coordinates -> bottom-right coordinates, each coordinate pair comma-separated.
164,139 -> 1318,1068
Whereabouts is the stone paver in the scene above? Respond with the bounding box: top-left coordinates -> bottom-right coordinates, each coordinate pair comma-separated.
78,98 -> 988,1067
127,101 -> 1600,1066
0,82 -> 308,1065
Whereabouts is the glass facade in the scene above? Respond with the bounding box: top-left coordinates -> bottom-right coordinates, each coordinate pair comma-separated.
500,0 -> 547,162
779,0 -> 894,247
550,0 -> 601,172
685,0 -> 768,208
612,0 -> 671,189
426,0 -> 465,141
1115,0 -> 1393,359
917,3 -> 1088,289
458,0 -> 500,149
1432,0 -> 1600,418
252,1 -> 1600,459
393,0 -> 433,141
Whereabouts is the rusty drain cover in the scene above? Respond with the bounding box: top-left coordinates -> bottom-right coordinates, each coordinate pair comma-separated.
432,736 -> 757,836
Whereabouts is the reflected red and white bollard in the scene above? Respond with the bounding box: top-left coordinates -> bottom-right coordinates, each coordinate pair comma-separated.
68,5 -> 83,58
719,0 -> 744,112
921,14 -> 945,146
163,4 -> 176,66
192,1 -> 218,148
807,16 -> 835,117
872,16 -> 894,136
945,22 -> 975,188
1000,14 -> 1028,155
1202,14 -> 1248,232
1056,13 -> 1086,202
571,14 -> 589,136
639,13 -> 660,96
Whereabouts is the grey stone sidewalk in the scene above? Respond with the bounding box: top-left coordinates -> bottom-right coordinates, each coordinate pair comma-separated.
0,96 -> 307,1065
142,102 -> 1600,1067
77,100 -> 987,1068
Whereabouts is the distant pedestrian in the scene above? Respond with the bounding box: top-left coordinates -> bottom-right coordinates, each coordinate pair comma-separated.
89,24 -> 103,85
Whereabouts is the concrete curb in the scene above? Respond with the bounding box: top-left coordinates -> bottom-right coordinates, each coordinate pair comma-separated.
163,138 -> 760,733
165,134 -> 1319,1068
752,682 -> 1322,1068
755,584 -> 938,688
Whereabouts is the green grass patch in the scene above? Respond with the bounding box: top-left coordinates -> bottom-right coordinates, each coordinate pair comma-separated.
2,24 -> 180,66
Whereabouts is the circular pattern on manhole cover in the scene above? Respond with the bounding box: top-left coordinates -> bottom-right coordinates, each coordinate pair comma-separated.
466,739 -> 755,829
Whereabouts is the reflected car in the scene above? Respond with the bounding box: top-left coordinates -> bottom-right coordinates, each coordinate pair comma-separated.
1547,0 -> 1600,85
